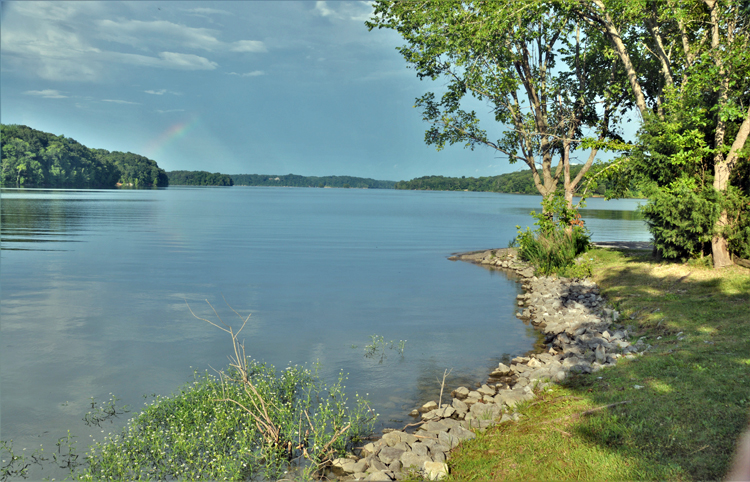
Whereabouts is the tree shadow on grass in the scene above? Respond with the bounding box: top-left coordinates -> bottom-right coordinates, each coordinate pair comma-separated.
562,249 -> 750,480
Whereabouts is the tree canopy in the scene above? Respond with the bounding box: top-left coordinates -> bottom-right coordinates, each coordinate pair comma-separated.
368,1 -> 629,207
1,125 -> 168,189
167,171 -> 234,186
369,0 -> 750,266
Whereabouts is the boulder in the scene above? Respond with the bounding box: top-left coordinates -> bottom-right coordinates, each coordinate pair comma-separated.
451,425 -> 477,441
377,447 -> 405,465
438,430 -> 460,449
330,457 -> 351,476
432,406 -> 454,419
452,398 -> 468,414
400,452 -> 431,471
418,401 -> 438,413
365,457 -> 388,473
451,387 -> 470,400
342,459 -> 368,475
477,384 -> 496,397
595,344 -> 606,363
411,442 -> 430,457
366,470 -> 394,481
424,461 -> 449,481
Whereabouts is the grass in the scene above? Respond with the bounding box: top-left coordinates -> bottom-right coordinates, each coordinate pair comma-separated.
448,248 -> 750,481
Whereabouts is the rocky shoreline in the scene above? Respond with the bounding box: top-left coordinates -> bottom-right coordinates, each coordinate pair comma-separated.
326,248 -> 648,481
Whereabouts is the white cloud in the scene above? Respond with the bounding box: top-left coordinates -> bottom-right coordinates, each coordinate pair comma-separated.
314,1 -> 373,21
0,3 -> 262,82
97,19 -> 224,51
227,71 -> 266,77
145,89 -> 167,95
102,99 -> 140,105
229,40 -> 268,53
181,8 -> 232,16
158,52 -> 218,70
315,1 -> 338,18
24,89 -> 68,98
156,109 -> 186,114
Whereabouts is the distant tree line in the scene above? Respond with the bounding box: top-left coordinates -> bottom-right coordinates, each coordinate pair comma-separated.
1,124 -> 168,188
167,171 -> 234,186
230,174 -> 396,189
395,166 -> 641,198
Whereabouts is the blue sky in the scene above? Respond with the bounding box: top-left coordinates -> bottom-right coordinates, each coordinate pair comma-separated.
2,1 -> 564,181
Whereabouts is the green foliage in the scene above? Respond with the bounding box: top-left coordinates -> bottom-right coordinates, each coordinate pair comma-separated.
82,395 -> 130,428
363,335 -> 406,363
368,1 -> 630,204
0,441 -> 45,481
639,181 -> 719,260
515,194 -> 591,276
395,166 -> 639,197
167,170 -> 234,186
1,124 -> 168,188
629,103 -> 750,261
230,173 -> 395,189
76,365 -> 375,481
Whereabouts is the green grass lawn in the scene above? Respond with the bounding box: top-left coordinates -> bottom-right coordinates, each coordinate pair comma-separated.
448,248 -> 750,481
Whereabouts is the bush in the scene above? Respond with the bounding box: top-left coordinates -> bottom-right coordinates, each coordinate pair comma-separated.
76,363 -> 375,481
640,181 -> 750,261
516,227 -> 591,276
74,302 -> 377,481
514,194 -> 591,276
639,181 -> 719,260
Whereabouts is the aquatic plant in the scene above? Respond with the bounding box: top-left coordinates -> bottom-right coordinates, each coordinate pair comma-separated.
363,335 -> 406,363
7,300 -> 378,481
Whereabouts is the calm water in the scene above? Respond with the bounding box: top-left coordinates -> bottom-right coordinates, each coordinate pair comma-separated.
0,187 -> 648,478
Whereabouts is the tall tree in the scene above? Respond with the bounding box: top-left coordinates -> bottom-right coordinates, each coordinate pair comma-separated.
367,1 -> 628,212
572,0 -> 750,267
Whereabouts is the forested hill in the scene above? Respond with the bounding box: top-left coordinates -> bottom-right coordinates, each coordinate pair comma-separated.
230,173 -> 396,189
167,171 -> 234,186
1,124 -> 168,188
396,166 -> 639,197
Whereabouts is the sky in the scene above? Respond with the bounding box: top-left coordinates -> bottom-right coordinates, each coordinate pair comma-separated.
1,1 -> 598,181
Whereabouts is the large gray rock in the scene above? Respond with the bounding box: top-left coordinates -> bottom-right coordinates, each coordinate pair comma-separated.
361,442 -> 381,457
468,402 -> 501,420
438,430 -> 460,449
330,457 -> 351,476
451,425 -> 477,441
451,398 -> 468,416
366,470 -> 394,481
400,452 -> 432,470
366,457 -> 388,473
377,447 -> 405,465
434,405 -> 456,419
451,387 -> 470,400
418,401 -> 438,413
341,459 -> 368,475
477,384 -> 496,397
490,363 -> 512,377
411,442 -> 430,458
595,344 -> 606,363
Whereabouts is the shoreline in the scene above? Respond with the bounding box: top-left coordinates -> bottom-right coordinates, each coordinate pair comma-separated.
328,248 -> 644,481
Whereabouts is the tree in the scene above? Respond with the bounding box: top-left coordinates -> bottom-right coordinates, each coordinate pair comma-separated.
571,0 -> 750,266
367,1 -> 629,213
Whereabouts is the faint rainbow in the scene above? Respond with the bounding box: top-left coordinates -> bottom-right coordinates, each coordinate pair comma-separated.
143,116 -> 200,158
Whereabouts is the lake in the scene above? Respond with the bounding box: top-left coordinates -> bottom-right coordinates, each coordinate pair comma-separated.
0,187 -> 649,478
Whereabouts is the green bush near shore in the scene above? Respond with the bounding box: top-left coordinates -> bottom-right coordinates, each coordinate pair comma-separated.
447,248 -> 750,481
75,363 -> 375,481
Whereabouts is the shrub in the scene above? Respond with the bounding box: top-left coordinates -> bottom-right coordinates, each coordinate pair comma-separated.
516,226 -> 591,276
514,194 -> 591,276
75,301 -> 376,481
